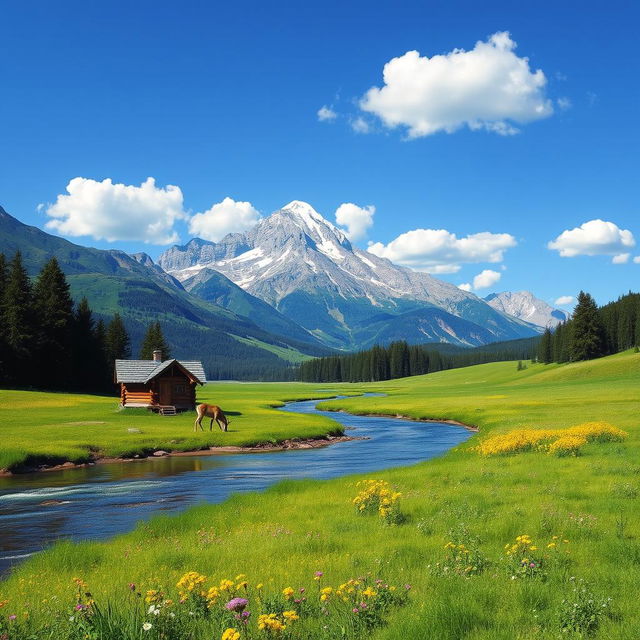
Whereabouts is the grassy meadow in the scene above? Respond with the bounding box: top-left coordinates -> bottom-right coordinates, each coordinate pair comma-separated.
0,350 -> 639,639
0,384 -> 365,472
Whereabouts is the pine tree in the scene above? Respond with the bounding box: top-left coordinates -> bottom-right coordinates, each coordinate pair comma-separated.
105,313 -> 131,361
71,297 -> 106,390
569,291 -> 606,361
2,251 -> 35,385
139,321 -> 171,359
538,328 -> 553,364
33,257 -> 74,388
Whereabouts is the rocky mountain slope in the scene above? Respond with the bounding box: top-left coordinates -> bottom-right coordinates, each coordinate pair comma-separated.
484,291 -> 569,328
0,205 -> 330,378
159,201 -> 539,349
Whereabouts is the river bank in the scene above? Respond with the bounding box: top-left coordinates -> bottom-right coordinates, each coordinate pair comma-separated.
0,433 -> 365,476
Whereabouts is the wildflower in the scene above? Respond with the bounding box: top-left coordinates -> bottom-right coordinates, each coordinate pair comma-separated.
129,583 -> 136,591
177,572 -> 207,599
282,587 -> 294,600
8,615 -> 17,621
206,587 -> 221,608
142,622 -> 152,631
314,571 -> 323,580
362,587 -> 377,598
258,613 -> 286,632
283,610 -> 299,621
320,587 -> 333,602
222,628 -> 241,640
226,598 -> 249,612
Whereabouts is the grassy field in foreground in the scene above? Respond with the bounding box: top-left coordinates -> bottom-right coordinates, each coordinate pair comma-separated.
0,383 -> 367,472
1,351 -> 639,639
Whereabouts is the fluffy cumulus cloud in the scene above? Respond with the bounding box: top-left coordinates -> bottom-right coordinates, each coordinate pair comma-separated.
359,31 -> 553,138
317,105 -> 337,121
547,219 -> 635,262
44,177 -> 187,244
555,295 -> 575,305
335,203 -> 375,241
367,228 -> 516,273
634,256 -> 640,264
458,283 -> 473,292
188,197 -> 261,242
472,269 -> 501,290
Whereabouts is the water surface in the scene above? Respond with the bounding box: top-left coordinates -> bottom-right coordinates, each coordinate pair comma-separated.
0,397 -> 472,575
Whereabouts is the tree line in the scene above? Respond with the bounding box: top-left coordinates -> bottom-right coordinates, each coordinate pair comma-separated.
537,290 -> 640,364
297,338 -> 539,383
0,251 -> 176,392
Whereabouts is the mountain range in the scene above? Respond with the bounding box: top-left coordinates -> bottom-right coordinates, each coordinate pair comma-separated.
1,200 -> 556,378
158,201 -> 541,349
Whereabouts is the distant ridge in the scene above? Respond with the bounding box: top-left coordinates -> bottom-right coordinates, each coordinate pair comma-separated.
484,291 -> 569,328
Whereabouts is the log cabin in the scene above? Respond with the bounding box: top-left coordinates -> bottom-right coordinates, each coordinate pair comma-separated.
115,350 -> 206,411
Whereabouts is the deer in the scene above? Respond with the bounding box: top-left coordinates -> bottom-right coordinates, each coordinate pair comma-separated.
194,403 -> 231,432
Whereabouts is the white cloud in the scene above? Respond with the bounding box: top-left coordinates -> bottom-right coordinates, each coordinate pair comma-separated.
188,197 -> 261,242
351,117 -> 370,134
555,295 -> 575,305
317,105 -> 337,121
44,177 -> 187,244
612,253 -> 630,264
335,203 -> 375,241
359,31 -> 553,138
367,227 -> 516,273
634,256 -> 640,264
548,219 -> 635,258
458,283 -> 472,292
472,269 -> 501,290
557,97 -> 572,110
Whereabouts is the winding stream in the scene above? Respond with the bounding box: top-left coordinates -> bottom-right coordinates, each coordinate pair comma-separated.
0,396 -> 472,576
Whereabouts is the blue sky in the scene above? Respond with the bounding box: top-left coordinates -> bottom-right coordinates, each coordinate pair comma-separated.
1,0 -> 638,308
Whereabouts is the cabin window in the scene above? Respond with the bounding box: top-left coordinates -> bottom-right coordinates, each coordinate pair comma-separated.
175,384 -> 186,394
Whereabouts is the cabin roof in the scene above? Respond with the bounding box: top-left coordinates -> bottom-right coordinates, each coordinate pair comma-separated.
115,359 -> 206,385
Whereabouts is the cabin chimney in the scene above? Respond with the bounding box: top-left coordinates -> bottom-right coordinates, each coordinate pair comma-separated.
152,349 -> 162,362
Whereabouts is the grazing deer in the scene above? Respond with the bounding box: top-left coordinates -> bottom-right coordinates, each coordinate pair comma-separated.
194,403 -> 230,432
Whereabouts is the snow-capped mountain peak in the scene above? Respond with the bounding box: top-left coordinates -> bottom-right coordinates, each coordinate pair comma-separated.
484,291 -> 569,328
157,201 -> 539,349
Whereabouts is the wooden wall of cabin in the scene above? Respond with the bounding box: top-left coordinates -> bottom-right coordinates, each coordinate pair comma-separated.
121,383 -> 155,406
156,373 -> 197,409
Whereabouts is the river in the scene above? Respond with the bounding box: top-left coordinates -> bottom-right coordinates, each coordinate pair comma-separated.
0,396 -> 472,575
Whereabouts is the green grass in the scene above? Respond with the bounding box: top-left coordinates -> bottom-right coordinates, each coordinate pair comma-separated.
1,351 -> 639,639
231,335 -> 315,363
0,383 -> 364,472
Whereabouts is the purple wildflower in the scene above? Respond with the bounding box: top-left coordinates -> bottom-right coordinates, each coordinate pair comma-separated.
8,615 -> 17,621
225,598 -> 249,612
314,571 -> 323,578
129,583 -> 136,592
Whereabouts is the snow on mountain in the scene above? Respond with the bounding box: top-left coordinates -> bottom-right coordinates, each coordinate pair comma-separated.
158,201 -> 539,349
484,291 -> 569,328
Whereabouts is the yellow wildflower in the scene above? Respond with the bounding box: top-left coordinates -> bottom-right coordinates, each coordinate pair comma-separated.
282,587 -> 294,600
222,628 -> 241,640
282,610 -> 299,621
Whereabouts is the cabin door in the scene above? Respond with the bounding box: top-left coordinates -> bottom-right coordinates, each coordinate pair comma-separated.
159,380 -> 172,405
